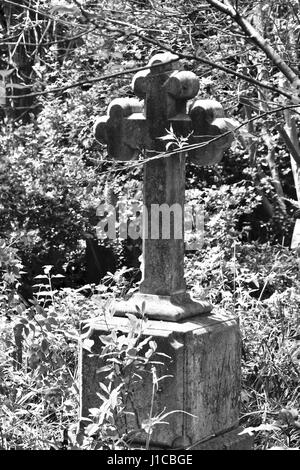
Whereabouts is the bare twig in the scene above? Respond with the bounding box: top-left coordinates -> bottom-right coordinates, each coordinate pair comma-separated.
206,0 -> 300,87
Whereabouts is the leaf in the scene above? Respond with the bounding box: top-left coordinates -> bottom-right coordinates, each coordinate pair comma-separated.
156,374 -> 173,383
88,408 -> 101,418
108,64 -> 122,73
238,128 -> 259,141
149,340 -> 157,352
15,304 -> 26,314
277,408 -> 299,426
50,4 -> 81,17
156,409 -> 197,422
107,358 -> 123,365
224,118 -> 240,132
45,322 -> 52,332
136,336 -> 152,351
41,338 -> 49,353
99,334 -> 115,346
60,330 -> 78,341
85,423 -> 99,437
166,141 -> 177,151
291,77 -> 300,91
99,381 -> 110,395
158,134 -> 176,142
127,348 -> 137,357
141,418 -> 154,434
43,265 -> 53,275
170,338 -> 184,350
0,69 -> 14,78
268,447 -> 287,450
36,305 -> 47,317
113,51 -> 123,59
109,384 -> 123,409
82,339 -> 94,352
145,348 -> 154,359
125,60 -> 137,69
126,313 -> 139,329
239,424 -> 280,436
6,83 -> 30,90
96,365 -> 112,374
16,391 -> 36,406
241,390 -> 250,403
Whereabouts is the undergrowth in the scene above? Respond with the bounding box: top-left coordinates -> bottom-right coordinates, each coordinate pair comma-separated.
0,236 -> 299,449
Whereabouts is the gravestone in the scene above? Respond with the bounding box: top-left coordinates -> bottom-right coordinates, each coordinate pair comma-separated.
80,53 -> 252,449
94,52 -> 233,320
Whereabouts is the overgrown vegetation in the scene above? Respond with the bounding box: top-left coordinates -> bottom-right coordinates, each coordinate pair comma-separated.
0,230 -> 299,449
0,0 -> 300,450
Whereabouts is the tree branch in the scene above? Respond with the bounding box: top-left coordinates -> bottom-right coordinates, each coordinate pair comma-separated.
135,34 -> 293,99
206,0 -> 300,88
4,58 -> 180,100
276,125 -> 300,166
71,0 -> 296,100
1,1 -> 297,103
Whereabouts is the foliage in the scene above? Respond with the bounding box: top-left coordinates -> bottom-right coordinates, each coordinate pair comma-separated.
1,217 -> 299,450
186,239 -> 300,449
0,250 -> 100,449
0,248 -> 177,450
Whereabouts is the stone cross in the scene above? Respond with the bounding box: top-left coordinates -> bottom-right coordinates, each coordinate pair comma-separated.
94,53 -> 233,321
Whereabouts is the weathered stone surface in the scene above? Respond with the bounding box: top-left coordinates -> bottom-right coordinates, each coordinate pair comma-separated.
80,311 -> 241,448
111,293 -> 212,322
94,97 -> 149,161
95,55 -> 234,165
188,100 -> 234,166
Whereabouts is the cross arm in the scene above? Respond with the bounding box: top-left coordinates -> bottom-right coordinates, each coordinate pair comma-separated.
188,100 -> 235,166
94,97 -> 149,161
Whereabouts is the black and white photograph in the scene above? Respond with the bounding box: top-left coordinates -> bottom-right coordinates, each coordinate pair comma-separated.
0,0 -> 299,455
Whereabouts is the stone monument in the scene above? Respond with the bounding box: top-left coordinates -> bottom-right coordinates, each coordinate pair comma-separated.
79,53 -> 252,450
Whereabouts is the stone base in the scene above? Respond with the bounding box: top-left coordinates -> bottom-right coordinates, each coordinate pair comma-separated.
80,310 -> 241,448
109,292 -> 212,322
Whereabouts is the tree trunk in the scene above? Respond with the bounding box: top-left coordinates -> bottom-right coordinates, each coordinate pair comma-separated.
3,0 -> 35,120
284,109 -> 300,204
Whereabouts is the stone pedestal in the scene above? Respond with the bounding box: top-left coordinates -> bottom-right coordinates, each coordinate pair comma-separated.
79,310 -> 243,449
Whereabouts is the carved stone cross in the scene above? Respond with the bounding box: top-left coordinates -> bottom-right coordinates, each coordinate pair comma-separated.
94,53 -> 233,321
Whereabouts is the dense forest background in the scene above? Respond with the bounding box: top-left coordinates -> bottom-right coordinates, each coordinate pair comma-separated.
0,0 -> 299,450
